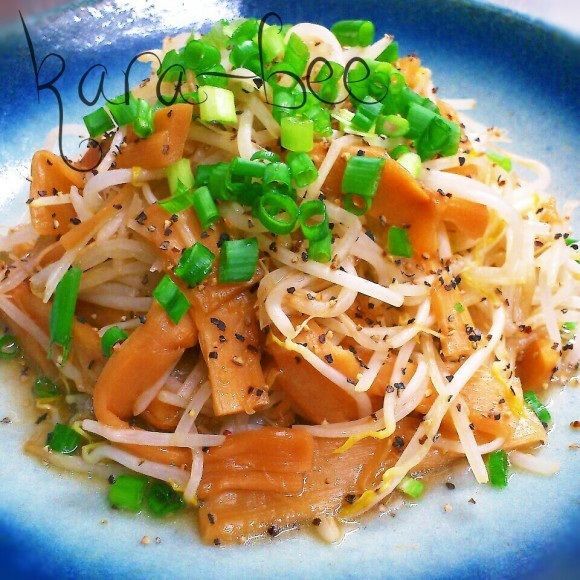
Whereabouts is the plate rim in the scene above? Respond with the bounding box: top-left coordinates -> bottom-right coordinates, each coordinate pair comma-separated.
0,2 -> 578,579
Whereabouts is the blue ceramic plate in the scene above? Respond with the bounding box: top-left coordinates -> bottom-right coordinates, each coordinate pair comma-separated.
0,1 -> 578,578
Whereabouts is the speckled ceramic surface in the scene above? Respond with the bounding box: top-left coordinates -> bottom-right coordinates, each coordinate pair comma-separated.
0,1 -> 578,578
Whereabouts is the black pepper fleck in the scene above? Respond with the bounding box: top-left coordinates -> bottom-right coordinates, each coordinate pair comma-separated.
210,317 -> 226,331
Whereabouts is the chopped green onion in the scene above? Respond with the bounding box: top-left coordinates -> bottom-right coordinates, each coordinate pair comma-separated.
50,266 -> 82,361
341,155 -> 385,200
175,243 -> 215,287
382,86 -> 435,117
403,88 -> 435,112
250,150 -> 281,164
0,334 -> 20,360
222,166 -> 243,195
207,162 -> 232,201
380,90 -> 408,116
146,481 -> 185,517
230,39 -> 260,72
486,150 -> 512,172
158,49 -> 186,82
233,181 -> 262,208
440,120 -> 461,158
343,194 -> 373,216
345,61 -> 372,104
454,302 -> 465,313
195,163 -> 219,188
194,164 -> 214,187
231,18 -> 259,44
351,100 -> 383,132
191,186 -> 220,229
167,158 -> 194,196
314,60 -> 345,84
47,423 -> 82,454
406,103 -> 437,140
367,62 -> 393,101
388,69 -> 406,94
133,98 -> 154,139
486,450 -> 509,488
280,116 -> 314,152
263,162 -> 293,197
218,238 -> 259,283
261,24 -> 286,62
268,60 -> 300,90
108,474 -> 148,512
107,93 -> 138,126
308,232 -> 333,263
562,321 -> 577,332
403,87 -> 439,113
101,326 -> 129,358
197,64 -> 229,89
153,275 -> 190,324
257,192 -> 299,235
397,152 -> 422,178
376,40 -> 399,63
83,108 -> 115,139
384,69 -> 406,94
416,115 -> 457,161
398,476 -> 425,499
301,101 -> 333,138
158,183 -> 194,214
407,112 -> 461,161
271,88 -> 295,123
224,161 -> 250,192
387,226 -> 413,258
314,60 -> 344,102
316,80 -> 340,104
33,376 -> 60,399
299,199 -> 329,242
283,33 -> 310,77
331,20 -> 375,47
229,157 -> 266,179
389,144 -> 410,160
182,39 -> 221,74
287,152 -> 318,187
376,114 -> 409,137
204,19 -> 230,50
565,237 -> 578,249
523,391 -> 552,426
199,86 -> 237,126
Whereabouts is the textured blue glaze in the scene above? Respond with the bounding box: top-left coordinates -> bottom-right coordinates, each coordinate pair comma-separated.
0,2 -> 578,579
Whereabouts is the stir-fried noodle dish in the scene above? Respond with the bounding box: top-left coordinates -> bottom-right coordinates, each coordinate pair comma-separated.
0,17 -> 577,545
